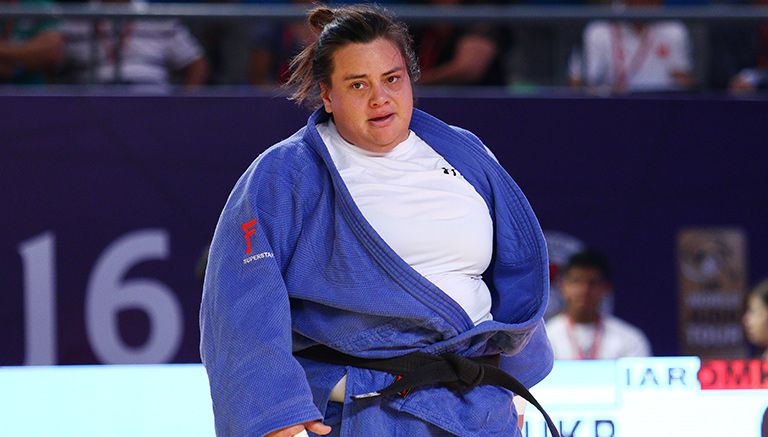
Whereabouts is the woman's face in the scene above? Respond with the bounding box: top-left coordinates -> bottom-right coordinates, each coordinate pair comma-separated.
743,294 -> 768,348
320,37 -> 413,153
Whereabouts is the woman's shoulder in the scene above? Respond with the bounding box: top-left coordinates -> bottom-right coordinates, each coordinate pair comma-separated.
246,127 -> 325,181
448,124 -> 484,146
412,109 -> 499,166
412,109 -> 484,144
223,127 -> 327,210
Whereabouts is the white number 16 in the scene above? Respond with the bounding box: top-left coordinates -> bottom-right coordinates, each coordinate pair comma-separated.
19,229 -> 183,365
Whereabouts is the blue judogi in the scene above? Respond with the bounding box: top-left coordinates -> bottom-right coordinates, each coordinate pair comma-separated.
200,108 -> 553,436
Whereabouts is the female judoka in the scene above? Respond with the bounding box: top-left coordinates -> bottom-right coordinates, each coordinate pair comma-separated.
201,4 -> 557,436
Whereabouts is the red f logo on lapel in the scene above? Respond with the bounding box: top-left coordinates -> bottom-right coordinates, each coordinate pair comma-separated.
241,219 -> 257,255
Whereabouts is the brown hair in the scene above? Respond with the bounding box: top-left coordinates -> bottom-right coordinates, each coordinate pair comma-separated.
285,3 -> 420,109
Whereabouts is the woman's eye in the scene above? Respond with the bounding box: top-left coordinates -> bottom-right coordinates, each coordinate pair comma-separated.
352,82 -> 365,90
387,75 -> 400,84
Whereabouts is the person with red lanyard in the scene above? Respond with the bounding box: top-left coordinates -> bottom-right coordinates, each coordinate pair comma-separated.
545,250 -> 651,360
58,0 -> 209,87
568,0 -> 695,94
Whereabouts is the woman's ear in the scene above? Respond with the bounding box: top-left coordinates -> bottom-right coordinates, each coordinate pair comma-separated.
320,83 -> 333,114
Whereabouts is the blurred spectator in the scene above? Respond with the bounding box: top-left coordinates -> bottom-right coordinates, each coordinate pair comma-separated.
59,0 -> 209,86
247,0 -> 316,85
0,0 -> 63,84
706,0 -> 768,93
188,3 -> 251,85
743,279 -> 768,359
729,66 -> 768,93
745,279 -> 768,437
708,24 -> 762,91
546,249 -> 652,360
727,19 -> 768,92
569,0 -> 695,94
506,0 -> 584,90
411,0 -> 508,86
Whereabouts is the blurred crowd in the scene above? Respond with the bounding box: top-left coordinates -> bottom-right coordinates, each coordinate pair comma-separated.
2,0 -> 767,93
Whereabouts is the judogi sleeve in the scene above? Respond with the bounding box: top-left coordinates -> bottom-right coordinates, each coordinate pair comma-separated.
200,156 -> 322,436
450,125 -> 554,388
499,320 -> 554,389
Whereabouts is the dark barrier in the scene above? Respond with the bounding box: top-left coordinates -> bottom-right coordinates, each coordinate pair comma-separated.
2,93 -> 766,365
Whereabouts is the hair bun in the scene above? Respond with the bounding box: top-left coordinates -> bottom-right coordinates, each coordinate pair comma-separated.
308,7 -> 335,33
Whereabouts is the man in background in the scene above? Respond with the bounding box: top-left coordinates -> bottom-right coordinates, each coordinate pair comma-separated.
59,0 -> 208,87
546,249 -> 651,359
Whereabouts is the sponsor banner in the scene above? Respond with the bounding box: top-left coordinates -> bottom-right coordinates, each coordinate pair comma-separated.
699,359 -> 768,390
677,228 -> 748,357
2,358 -> 765,437
525,357 -> 768,437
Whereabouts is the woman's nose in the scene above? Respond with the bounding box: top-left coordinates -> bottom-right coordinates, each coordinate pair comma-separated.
369,82 -> 389,107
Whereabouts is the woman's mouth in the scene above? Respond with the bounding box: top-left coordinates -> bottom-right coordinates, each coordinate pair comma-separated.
368,113 -> 394,126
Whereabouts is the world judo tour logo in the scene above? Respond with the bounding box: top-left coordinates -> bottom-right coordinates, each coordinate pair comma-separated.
241,218 -> 274,264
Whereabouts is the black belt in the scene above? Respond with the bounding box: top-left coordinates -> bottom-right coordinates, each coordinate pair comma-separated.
295,344 -> 560,437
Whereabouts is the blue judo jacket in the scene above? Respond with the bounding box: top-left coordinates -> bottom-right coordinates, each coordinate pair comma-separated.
200,108 -> 553,437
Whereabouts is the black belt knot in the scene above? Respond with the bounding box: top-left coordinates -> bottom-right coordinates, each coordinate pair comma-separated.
446,353 -> 485,389
294,345 -> 560,437
353,352 -> 489,399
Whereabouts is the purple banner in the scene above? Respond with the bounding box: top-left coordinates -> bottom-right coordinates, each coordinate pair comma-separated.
2,93 -> 766,365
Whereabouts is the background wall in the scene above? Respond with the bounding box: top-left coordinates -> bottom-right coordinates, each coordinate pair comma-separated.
3,93 -> 766,365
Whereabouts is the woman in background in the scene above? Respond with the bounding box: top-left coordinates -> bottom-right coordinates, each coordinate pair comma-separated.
743,279 -> 768,359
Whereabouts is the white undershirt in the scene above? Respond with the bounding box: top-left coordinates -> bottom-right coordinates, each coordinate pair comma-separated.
318,120 -> 494,325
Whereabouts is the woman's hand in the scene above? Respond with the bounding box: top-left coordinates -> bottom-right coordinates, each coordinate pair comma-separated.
266,420 -> 332,437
